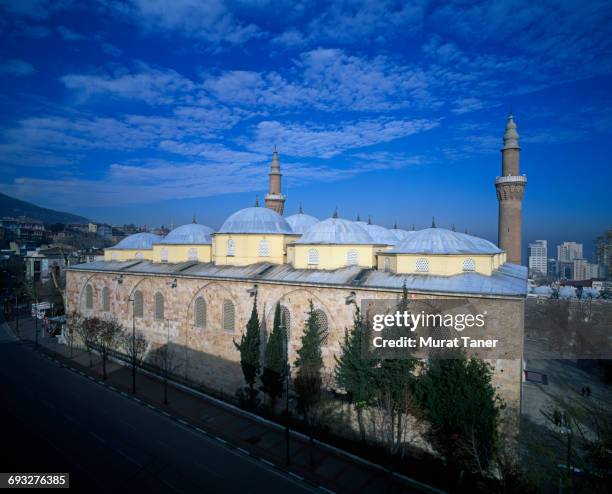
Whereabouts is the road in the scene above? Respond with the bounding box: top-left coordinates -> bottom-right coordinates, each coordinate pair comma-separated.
0,320 -> 319,493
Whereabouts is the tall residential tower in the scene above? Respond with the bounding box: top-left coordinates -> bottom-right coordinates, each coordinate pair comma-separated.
264,146 -> 286,215
496,114 -> 526,264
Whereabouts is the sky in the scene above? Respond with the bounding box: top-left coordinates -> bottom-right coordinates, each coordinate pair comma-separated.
0,0 -> 611,260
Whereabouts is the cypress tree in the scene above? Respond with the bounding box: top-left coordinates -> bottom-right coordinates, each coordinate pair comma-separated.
260,303 -> 288,413
334,306 -> 375,441
294,300 -> 325,428
234,295 -> 261,397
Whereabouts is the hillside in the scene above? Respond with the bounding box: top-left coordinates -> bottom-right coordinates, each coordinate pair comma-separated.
0,192 -> 89,225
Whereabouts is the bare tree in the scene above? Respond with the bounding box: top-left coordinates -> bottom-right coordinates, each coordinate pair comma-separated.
64,311 -> 82,359
96,317 -> 123,380
75,316 -> 99,367
120,330 -> 148,371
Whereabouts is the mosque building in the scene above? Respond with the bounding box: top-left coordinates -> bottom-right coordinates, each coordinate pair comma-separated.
66,115 -> 527,415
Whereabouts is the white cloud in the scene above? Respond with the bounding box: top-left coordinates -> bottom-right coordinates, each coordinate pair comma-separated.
111,0 -> 261,45
243,118 -> 439,158
56,25 -> 86,40
0,58 -> 35,75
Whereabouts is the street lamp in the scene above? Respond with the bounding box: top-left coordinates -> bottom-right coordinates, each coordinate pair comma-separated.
128,294 -> 136,394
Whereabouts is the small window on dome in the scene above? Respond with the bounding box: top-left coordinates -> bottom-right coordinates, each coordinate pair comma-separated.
346,249 -> 358,266
188,248 -> 198,261
415,258 -> 429,273
258,239 -> 270,257
161,248 -> 169,262
227,239 -> 235,257
463,258 -> 476,272
135,252 -> 144,260
307,248 -> 319,266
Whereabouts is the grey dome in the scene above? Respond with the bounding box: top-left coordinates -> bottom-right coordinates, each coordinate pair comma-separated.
159,223 -> 214,245
286,213 -> 319,234
363,224 -> 398,245
219,207 -> 293,234
390,228 -> 415,241
296,218 -> 376,245
389,228 -> 502,255
110,232 -> 162,250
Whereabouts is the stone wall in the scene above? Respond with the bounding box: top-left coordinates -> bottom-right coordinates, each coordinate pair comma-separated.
66,270 -> 524,412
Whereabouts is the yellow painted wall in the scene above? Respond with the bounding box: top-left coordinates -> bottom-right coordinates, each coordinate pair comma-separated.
151,244 -> 212,263
292,244 -> 381,269
213,233 -> 299,266
103,249 -> 154,261
377,253 -> 505,276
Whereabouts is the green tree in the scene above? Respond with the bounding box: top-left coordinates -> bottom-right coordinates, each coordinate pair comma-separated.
417,355 -> 502,476
260,303 -> 288,413
335,306 -> 374,441
294,300 -> 326,437
234,295 -> 261,404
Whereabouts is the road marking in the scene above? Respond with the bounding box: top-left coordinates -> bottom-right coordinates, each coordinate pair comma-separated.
133,397 -> 142,403
288,472 -> 304,481
237,447 -> 250,455
162,411 -> 171,417
89,431 -> 107,443
118,418 -> 137,431
114,448 -> 143,467
177,419 -> 189,426
146,404 -> 156,410
261,459 -> 275,467
215,437 -> 227,444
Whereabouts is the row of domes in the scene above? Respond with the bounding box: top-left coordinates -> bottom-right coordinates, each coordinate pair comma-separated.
111,206 -> 501,255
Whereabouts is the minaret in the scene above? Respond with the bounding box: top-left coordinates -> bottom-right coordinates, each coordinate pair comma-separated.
495,113 -> 527,264
264,145 -> 286,215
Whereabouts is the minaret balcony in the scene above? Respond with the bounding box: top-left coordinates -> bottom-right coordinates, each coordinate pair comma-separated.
495,175 -> 527,185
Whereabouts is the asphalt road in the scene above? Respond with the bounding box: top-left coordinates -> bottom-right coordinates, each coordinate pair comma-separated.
0,320 -> 319,493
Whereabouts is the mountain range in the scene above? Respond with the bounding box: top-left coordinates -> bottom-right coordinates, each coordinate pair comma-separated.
0,192 -> 89,225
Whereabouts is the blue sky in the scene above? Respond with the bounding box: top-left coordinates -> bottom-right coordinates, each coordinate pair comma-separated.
0,0 -> 611,259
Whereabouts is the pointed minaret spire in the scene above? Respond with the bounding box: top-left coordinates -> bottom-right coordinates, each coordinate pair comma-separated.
298,202 -> 303,214
431,217 -> 436,228
255,195 -> 260,207
356,214 -> 361,222
265,146 -> 285,214
367,215 -> 372,225
412,224 -> 415,231
393,221 -> 398,229
192,214 -> 197,224
451,224 -> 455,232
332,207 -> 338,219
502,112 -> 520,152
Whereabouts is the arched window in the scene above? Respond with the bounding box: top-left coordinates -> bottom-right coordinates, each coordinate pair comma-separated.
188,248 -> 198,261
346,249 -> 358,266
161,248 -> 169,262
312,309 -> 328,342
415,258 -> 429,273
280,305 -> 291,354
258,239 -> 270,257
155,292 -> 164,320
194,296 -> 206,328
462,258 -> 476,272
383,257 -> 391,272
111,252 -> 118,261
307,248 -> 319,266
102,286 -> 110,312
227,239 -> 235,257
135,252 -> 144,260
223,300 -> 235,332
133,290 -> 143,317
85,284 -> 93,310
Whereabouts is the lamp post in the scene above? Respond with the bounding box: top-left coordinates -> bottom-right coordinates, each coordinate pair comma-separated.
32,280 -> 39,347
128,294 -> 136,394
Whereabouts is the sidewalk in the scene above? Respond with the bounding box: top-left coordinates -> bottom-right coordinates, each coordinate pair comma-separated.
9,317 -> 442,494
